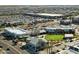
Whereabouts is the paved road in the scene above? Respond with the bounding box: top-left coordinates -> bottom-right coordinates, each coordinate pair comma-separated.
0,40 -> 22,54
0,36 -> 29,54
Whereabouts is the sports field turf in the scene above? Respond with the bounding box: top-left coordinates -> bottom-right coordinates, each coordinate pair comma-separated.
45,34 -> 64,41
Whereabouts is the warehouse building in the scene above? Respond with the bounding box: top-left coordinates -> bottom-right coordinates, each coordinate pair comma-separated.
69,44 -> 79,54
4,21 -> 24,27
72,15 -> 79,25
24,13 -> 64,19
64,34 -> 74,39
3,27 -> 31,40
64,34 -> 74,42
26,37 -> 47,53
60,19 -> 72,25
57,43 -> 79,54
39,30 -> 46,35
45,26 -> 75,34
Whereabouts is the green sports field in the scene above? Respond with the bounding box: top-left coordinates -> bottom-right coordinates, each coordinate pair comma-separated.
45,34 -> 64,41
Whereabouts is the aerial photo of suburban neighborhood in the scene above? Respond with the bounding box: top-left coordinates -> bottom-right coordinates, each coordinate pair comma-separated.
1,5 -> 79,54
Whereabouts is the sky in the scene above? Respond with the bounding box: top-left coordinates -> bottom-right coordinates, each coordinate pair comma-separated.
0,0 -> 79,5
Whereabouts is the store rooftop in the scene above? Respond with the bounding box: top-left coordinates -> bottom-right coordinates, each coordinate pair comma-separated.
4,27 -> 31,35
27,13 -> 64,17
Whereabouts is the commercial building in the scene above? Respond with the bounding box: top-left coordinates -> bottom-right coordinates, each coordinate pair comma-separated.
25,13 -> 64,19
68,44 -> 79,54
3,20 -> 24,27
3,27 -> 31,39
57,50 -> 75,54
26,37 -> 47,53
64,34 -> 74,41
39,30 -> 46,34
72,15 -> 79,25
45,26 -> 75,34
64,34 -> 73,38
57,43 -> 79,54
60,19 -> 72,25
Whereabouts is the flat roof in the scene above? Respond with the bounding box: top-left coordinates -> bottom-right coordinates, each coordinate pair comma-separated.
39,30 -> 46,33
4,27 -> 27,35
45,25 -> 75,30
65,34 -> 73,37
27,13 -> 64,17
74,15 -> 79,18
36,13 -> 63,17
27,37 -> 46,46
27,37 -> 40,46
61,19 -> 72,22
73,43 -> 79,49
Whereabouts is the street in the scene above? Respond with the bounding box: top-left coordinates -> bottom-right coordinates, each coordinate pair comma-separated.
0,36 -> 29,54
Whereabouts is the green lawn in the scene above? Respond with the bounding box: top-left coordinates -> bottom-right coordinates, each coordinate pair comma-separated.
45,34 -> 64,41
